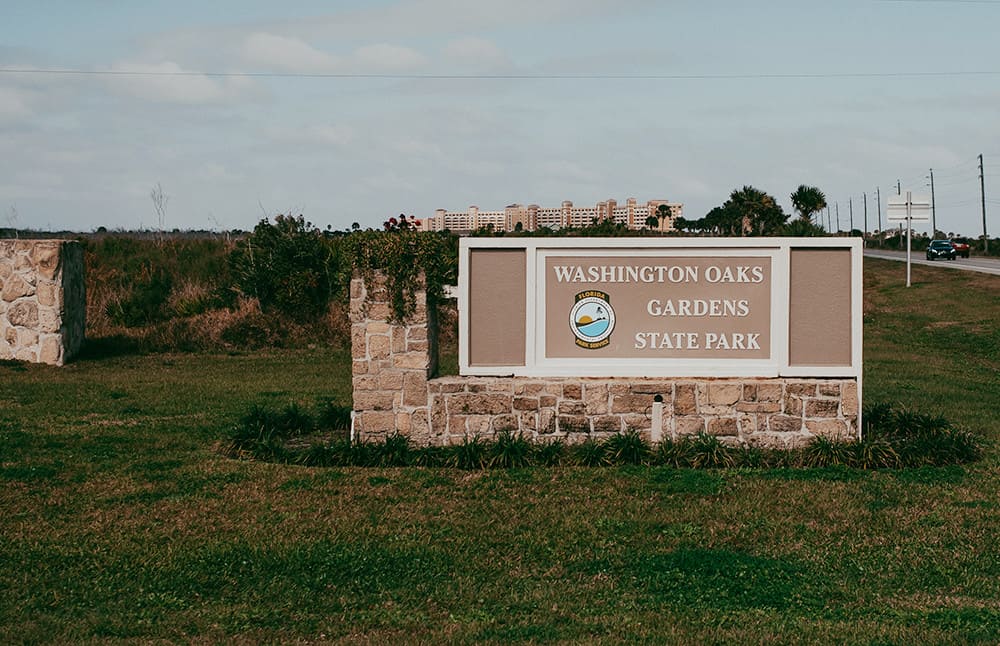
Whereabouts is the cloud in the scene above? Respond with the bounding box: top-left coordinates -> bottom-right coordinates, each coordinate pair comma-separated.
351,43 -> 427,72
106,61 -> 256,104
442,37 -> 511,70
0,85 -> 34,121
241,32 -> 340,72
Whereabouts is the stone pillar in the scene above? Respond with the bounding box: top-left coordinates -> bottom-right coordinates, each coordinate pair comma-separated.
0,240 -> 85,365
350,272 -> 432,443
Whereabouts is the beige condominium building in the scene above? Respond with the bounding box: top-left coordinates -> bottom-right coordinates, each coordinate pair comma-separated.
419,198 -> 683,234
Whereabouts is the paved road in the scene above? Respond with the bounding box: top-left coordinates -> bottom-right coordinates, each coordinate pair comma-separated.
864,249 -> 1000,277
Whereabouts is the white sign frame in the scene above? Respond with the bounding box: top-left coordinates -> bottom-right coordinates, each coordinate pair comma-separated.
458,237 -> 863,380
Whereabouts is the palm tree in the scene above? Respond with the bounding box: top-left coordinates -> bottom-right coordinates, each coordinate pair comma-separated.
790,185 -> 827,224
656,203 -> 672,229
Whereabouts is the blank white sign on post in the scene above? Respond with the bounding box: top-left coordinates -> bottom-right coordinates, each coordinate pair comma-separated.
886,193 -> 931,222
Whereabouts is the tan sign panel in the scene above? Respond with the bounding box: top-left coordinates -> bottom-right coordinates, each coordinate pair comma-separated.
544,256 -> 771,360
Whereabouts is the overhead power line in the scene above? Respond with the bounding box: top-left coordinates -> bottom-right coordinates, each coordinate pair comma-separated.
2,67 -> 1000,81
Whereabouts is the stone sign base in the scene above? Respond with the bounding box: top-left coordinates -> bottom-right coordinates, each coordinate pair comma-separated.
0,240 -> 85,365
351,274 -> 860,448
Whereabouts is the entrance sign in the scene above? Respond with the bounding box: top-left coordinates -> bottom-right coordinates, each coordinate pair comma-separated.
459,238 -> 862,379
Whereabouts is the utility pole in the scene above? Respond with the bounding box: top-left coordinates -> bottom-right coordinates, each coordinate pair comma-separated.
826,206 -> 831,232
897,179 -> 901,195
863,192 -> 868,247
876,187 -> 882,246
849,197 -> 854,233
980,154 -> 989,253
835,202 -> 840,233
928,168 -> 936,237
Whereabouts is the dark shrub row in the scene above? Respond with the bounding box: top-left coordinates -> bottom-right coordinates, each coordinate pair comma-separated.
223,402 -> 983,470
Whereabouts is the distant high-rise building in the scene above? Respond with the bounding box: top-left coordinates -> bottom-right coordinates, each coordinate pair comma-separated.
418,198 -> 683,233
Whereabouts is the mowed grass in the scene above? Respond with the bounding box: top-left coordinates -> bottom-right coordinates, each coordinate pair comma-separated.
2,259 -> 999,643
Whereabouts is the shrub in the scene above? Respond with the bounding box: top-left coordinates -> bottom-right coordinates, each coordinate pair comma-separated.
535,440 -> 567,466
229,215 -> 336,320
448,436 -> 488,470
605,430 -> 650,465
488,431 -> 533,469
688,433 -> 736,469
571,437 -> 609,467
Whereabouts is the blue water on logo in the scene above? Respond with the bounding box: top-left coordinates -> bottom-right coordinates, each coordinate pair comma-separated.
577,319 -> 610,337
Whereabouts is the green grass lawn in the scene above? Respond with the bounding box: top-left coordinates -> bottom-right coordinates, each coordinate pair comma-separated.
2,258 -> 999,644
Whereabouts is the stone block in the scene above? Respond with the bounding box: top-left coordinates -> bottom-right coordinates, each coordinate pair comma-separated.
538,409 -> 557,434
391,327 -> 407,353
353,390 -> 397,411
492,414 -> 519,433
351,326 -> 366,356
736,401 -> 781,413
757,383 -> 783,402
818,383 -> 841,397
787,382 -> 817,397
448,415 -> 469,436
354,374 -> 380,391
539,395 -> 557,408
0,339 -> 11,360
38,307 -> 60,333
520,412 -> 537,433
742,383 -> 758,401
407,325 -> 427,342
368,302 -> 391,321
784,396 -> 803,416
358,411 -> 396,434
708,418 -> 738,437
513,397 -> 539,411
707,383 -> 741,406
558,400 -> 585,415
7,301 -> 38,327
14,347 -> 37,362
378,371 -> 404,390
449,393 -> 512,415
805,419 -> 850,440
352,360 -> 369,375
593,415 -> 622,433
436,380 -> 466,394
769,415 -> 803,434
675,383 -> 697,414
584,384 -> 609,415
466,415 -> 492,437
611,393 -> 654,414
411,409 -> 430,440
674,416 -> 705,436
350,277 -> 365,300
368,334 -> 391,359
805,399 -> 840,418
558,415 -> 590,434
515,382 -> 546,396
407,340 -> 428,353
395,412 -> 412,434
18,328 -> 39,347
402,372 -> 427,407
32,243 -> 61,280
2,275 -> 34,302
842,382 -> 859,418
622,413 -> 650,433
393,352 -> 429,370
563,383 -> 582,400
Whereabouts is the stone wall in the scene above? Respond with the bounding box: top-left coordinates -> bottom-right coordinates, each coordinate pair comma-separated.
350,273 -> 860,447
0,240 -> 85,365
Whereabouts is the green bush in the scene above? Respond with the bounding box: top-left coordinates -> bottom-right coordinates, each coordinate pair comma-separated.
224,401 -> 983,471
229,215 -> 336,320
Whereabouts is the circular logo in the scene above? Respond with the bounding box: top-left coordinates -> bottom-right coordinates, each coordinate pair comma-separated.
570,292 -> 615,349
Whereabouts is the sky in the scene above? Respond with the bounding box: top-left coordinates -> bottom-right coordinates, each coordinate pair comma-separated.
2,0 -> 999,237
